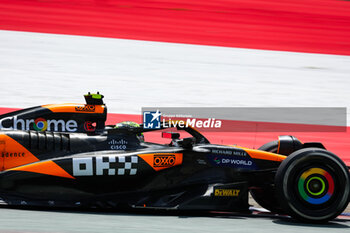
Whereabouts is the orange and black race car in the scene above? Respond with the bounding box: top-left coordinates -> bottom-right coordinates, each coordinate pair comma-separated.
0,93 -> 349,223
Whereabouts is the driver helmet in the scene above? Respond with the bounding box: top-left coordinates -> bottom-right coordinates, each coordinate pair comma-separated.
114,121 -> 144,142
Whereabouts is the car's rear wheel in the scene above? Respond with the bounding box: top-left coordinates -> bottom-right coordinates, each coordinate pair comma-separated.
250,140 -> 284,213
275,148 -> 350,223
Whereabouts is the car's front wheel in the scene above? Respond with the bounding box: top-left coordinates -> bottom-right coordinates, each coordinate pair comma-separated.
275,148 -> 350,223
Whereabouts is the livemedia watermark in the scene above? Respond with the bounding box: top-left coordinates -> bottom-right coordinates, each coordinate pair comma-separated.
141,107 -> 347,132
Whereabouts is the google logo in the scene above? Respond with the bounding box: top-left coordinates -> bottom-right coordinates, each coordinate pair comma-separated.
33,118 -> 48,131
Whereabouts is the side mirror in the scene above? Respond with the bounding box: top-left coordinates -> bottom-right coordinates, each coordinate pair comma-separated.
162,132 -> 180,140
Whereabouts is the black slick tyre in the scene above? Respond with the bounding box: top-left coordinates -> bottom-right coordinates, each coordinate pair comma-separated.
250,140 -> 283,213
275,148 -> 350,223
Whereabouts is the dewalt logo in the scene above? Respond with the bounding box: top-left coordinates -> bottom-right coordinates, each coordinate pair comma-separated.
153,155 -> 176,167
214,189 -> 240,197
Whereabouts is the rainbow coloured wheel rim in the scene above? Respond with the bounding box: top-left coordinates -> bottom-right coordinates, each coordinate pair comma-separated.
297,168 -> 334,205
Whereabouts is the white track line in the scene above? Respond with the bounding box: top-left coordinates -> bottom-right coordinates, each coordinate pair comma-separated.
1,30 -> 350,122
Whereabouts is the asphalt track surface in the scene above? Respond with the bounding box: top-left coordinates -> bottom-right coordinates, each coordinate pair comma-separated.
1,0 -> 350,232
0,207 -> 349,233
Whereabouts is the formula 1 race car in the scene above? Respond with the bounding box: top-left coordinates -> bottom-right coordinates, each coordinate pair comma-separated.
0,93 -> 349,223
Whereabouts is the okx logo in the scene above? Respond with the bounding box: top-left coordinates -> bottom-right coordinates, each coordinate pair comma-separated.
143,110 -> 161,129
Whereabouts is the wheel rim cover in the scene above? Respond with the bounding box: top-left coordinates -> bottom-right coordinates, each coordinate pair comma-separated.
297,168 -> 334,204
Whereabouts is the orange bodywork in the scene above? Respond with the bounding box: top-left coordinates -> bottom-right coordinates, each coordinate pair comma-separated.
42,103 -> 105,114
244,148 -> 286,162
0,134 -> 39,171
139,153 -> 183,171
231,145 -> 286,162
9,160 -> 74,179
